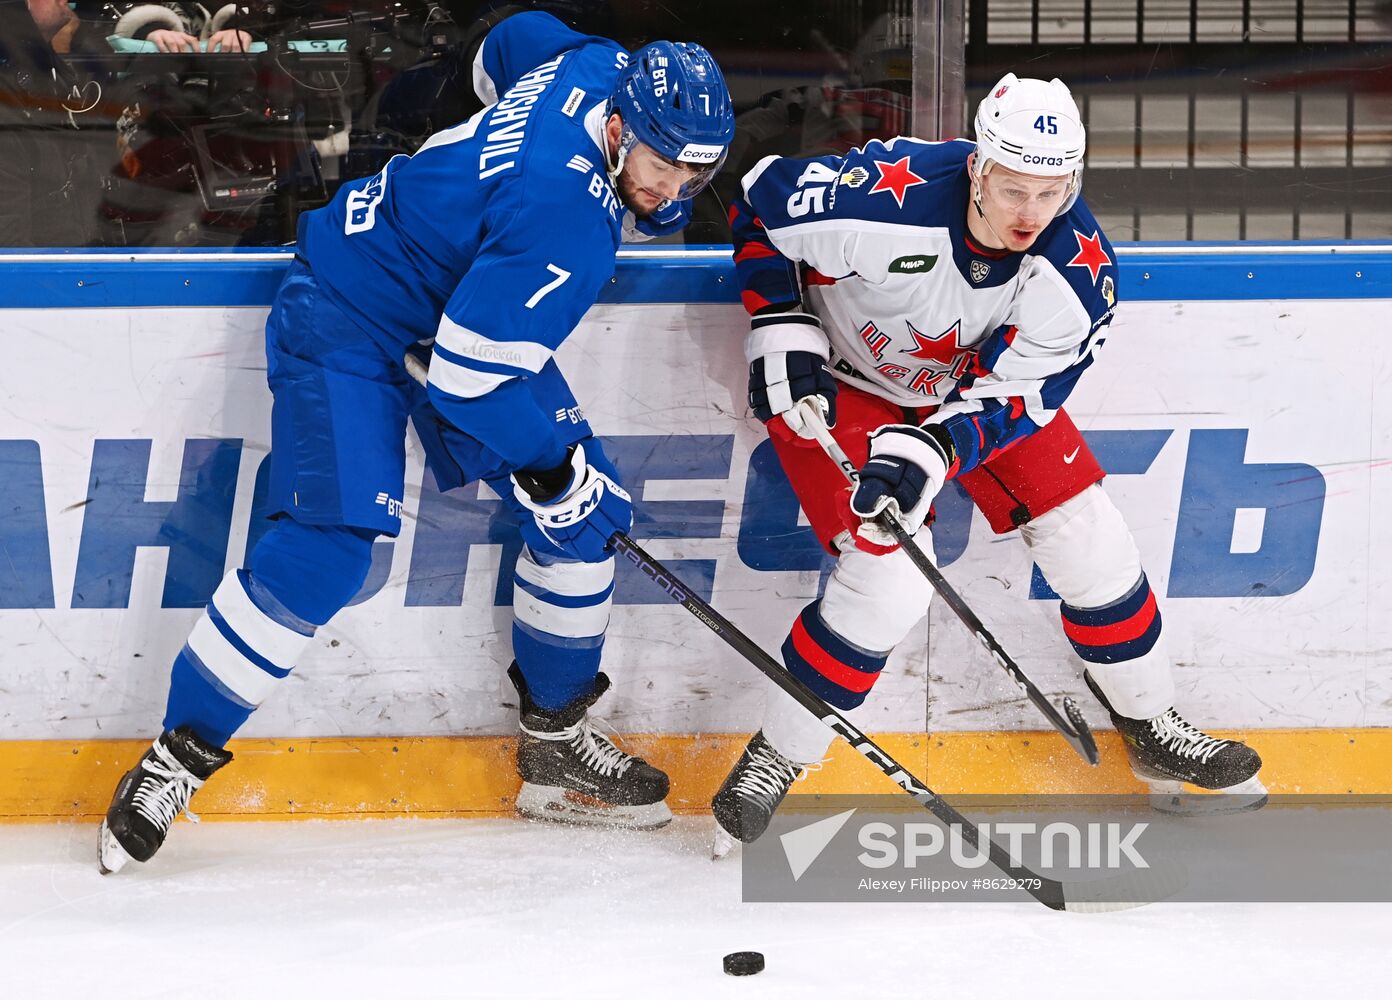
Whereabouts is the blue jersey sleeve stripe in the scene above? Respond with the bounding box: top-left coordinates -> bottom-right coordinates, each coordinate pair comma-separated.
427,354 -> 514,399
436,315 -> 554,374
431,342 -> 529,378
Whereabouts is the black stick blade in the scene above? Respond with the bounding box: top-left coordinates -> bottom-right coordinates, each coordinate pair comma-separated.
1063,696 -> 1101,765
1059,859 -> 1189,913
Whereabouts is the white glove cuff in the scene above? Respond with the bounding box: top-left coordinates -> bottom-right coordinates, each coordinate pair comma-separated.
744,313 -> 829,364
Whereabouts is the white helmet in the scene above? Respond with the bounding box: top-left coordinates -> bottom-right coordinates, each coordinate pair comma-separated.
972,73 -> 1085,213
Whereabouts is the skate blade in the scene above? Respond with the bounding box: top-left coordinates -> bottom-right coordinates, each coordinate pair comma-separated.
98,821 -> 132,875
515,784 -> 672,831
711,827 -> 737,861
1142,774 -> 1269,815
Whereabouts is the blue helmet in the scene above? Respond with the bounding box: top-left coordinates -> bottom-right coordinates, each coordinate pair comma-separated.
611,40 -> 736,199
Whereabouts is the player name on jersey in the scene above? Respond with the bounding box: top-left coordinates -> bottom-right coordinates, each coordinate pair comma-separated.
480,54 -> 567,179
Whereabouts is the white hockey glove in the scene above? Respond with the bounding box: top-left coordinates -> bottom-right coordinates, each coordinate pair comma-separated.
512,444 -> 633,563
849,424 -> 953,549
746,313 -> 837,440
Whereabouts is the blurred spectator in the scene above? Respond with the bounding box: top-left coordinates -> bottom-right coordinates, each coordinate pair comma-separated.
108,4 -> 255,53
0,0 -> 109,245
96,2 -> 342,246
0,1 -> 630,247
23,0 -> 79,48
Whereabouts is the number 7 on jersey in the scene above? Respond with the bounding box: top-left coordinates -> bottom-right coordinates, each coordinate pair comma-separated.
525,264 -> 572,309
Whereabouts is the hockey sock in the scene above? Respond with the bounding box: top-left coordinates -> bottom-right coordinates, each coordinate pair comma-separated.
761,601 -> 891,764
164,521 -> 377,746
511,546 -> 615,711
780,600 -> 890,710
761,681 -> 837,765
1059,571 -> 1174,719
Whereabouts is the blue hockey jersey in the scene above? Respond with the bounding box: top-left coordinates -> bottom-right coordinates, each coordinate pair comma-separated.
730,138 -> 1118,476
298,12 -> 630,472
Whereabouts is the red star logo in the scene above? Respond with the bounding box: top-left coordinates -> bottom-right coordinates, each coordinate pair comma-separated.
901,319 -> 964,365
1066,229 -> 1112,285
868,156 -> 926,209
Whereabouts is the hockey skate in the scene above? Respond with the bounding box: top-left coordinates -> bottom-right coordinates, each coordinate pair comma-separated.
509,663 -> 672,830
710,730 -> 808,859
98,727 -> 233,874
1084,672 -> 1267,814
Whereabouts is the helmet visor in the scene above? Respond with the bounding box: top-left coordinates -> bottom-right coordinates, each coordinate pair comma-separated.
979,164 -> 1077,218
621,126 -> 727,201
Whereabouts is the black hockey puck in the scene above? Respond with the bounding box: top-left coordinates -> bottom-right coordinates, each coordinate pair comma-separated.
723,951 -> 765,976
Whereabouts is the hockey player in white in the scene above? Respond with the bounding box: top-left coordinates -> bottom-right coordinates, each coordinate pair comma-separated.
713,74 -> 1265,848
97,12 -> 736,873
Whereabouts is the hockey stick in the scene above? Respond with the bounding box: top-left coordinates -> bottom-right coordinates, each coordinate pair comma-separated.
795,400 -> 1099,766
610,532 -> 1177,912
401,355 -> 1167,909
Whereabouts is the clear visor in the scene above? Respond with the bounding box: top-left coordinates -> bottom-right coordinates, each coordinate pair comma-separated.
977,160 -> 1079,218
619,126 -> 727,201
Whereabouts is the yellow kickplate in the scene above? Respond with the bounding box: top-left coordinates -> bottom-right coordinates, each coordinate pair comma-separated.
0,729 -> 1386,821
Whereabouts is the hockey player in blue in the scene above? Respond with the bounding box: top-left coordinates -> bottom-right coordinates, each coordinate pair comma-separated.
99,11 -> 736,872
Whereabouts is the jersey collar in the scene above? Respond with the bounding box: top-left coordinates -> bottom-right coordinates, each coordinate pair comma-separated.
583,100 -> 610,160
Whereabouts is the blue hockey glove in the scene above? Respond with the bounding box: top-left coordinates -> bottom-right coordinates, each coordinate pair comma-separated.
512,443 -> 633,563
745,313 -> 837,440
623,198 -> 693,241
850,424 -> 952,547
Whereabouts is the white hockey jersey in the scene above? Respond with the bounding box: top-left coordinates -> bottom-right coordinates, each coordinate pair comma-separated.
731,137 -> 1118,474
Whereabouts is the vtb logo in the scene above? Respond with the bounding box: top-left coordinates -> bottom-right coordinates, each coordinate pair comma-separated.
374,492 -> 404,518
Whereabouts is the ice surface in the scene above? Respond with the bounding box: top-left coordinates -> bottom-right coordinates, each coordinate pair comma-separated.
0,817 -> 1384,999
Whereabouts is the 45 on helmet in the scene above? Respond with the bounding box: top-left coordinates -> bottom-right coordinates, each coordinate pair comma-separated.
610,40 -> 736,200
971,73 -> 1086,216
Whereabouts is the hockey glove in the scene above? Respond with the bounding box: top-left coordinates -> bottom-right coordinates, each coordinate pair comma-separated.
746,313 -> 837,441
850,424 -> 952,549
623,198 -> 693,241
512,443 -> 633,563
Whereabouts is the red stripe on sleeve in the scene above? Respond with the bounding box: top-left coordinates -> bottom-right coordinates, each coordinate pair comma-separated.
735,241 -> 781,263
741,289 -> 773,315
